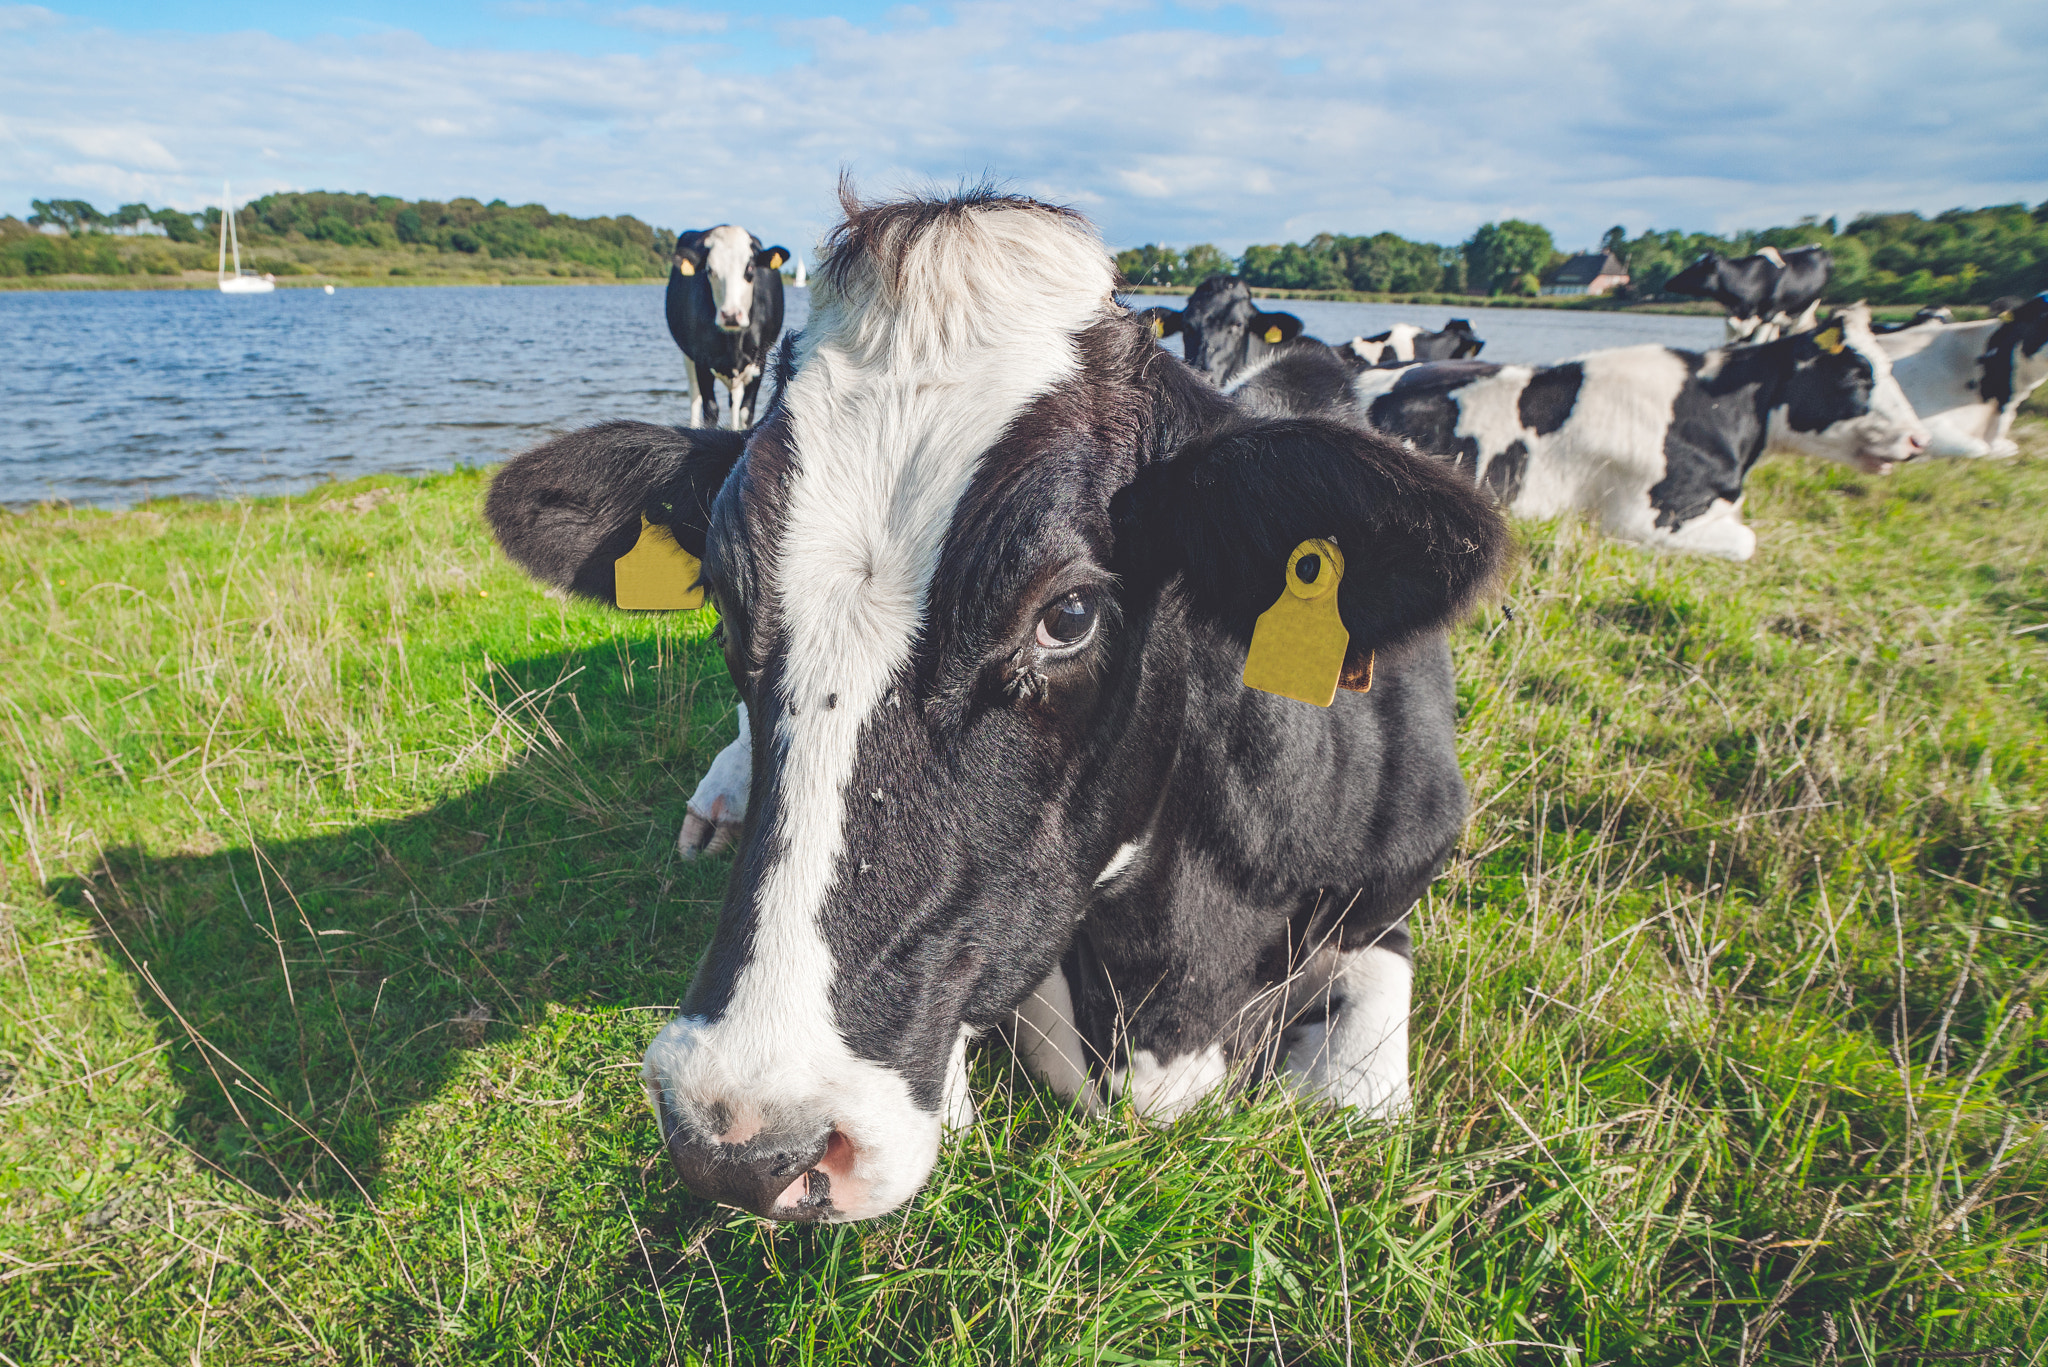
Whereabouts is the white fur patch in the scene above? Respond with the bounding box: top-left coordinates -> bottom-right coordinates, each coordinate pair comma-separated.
642,200 -> 1115,1222
1093,840 -> 1144,887
1111,1046 -> 1228,1123
1013,967 -> 1102,1113
1282,944 -> 1411,1117
703,224 -> 756,329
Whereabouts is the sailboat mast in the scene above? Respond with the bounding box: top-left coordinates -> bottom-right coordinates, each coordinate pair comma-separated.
218,181 -> 229,280
229,186 -> 242,277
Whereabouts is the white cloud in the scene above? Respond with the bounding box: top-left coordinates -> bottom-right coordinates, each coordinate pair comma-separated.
604,6 -> 728,34
1,0 -> 2041,252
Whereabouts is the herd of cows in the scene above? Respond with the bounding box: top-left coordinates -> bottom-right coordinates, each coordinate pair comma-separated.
485,190 -> 2048,1224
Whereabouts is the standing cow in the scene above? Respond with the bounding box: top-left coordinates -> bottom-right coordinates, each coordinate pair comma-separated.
1326,303 -> 1924,560
1666,246 -> 1833,344
1870,293 -> 2048,458
665,225 -> 791,429
486,189 -> 1507,1222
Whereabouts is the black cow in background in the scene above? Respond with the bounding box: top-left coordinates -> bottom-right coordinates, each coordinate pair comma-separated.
1342,320 -> 1485,369
665,225 -> 792,429
1134,275 -> 1317,386
1665,245 -> 1833,344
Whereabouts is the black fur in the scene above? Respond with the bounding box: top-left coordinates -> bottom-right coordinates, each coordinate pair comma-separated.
1516,362 -> 1582,434
1977,293 -> 2048,411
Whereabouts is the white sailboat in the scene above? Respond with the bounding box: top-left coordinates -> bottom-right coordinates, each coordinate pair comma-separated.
217,182 -> 275,294
793,256 -> 806,287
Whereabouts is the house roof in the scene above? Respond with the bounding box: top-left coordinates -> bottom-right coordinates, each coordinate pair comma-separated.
1550,251 -> 1628,284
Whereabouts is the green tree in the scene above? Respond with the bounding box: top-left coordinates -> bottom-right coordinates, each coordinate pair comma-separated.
1463,219 -> 1555,295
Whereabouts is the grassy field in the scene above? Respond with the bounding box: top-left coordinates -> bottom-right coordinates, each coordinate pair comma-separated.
3,426 -> 2046,1364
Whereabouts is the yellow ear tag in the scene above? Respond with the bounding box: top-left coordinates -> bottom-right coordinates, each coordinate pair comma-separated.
2000,310 -> 2016,322
677,259 -> 695,276
1263,325 -> 1284,344
1151,317 -> 1166,338
769,251 -> 786,268
614,515 -> 705,611
1815,326 -> 1844,354
1243,539 -> 1350,707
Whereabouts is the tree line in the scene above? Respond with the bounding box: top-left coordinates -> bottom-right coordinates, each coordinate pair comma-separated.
3,191 -> 677,280
1118,201 -> 2048,305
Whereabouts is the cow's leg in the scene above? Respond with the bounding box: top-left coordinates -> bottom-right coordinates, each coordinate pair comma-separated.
1011,962 -> 1104,1114
691,360 -> 720,427
683,358 -> 705,427
1282,932 -> 1412,1118
677,704 -> 750,859
731,363 -> 764,430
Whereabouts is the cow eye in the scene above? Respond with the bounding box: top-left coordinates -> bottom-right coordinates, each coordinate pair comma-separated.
1035,590 -> 1098,650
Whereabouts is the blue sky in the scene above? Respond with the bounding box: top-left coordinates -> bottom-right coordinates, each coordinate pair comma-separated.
5,0 -> 2045,257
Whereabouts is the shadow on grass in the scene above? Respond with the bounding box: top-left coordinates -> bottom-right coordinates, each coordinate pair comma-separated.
47,642 -> 735,1208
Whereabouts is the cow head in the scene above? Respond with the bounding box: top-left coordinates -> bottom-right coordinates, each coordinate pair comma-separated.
487,190 -> 1505,1223
675,225 -> 791,331
1136,275 -> 1304,386
1764,303 -> 1926,473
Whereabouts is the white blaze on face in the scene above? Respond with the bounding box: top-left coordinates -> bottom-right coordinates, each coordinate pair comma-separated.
703,224 -> 757,330
643,203 -> 1115,1222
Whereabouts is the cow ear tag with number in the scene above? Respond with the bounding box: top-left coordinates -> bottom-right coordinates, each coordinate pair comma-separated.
615,515 -> 705,611
1243,538 -> 1355,707
1263,325 -> 1284,344
1814,325 -> 1844,354
677,258 -> 696,276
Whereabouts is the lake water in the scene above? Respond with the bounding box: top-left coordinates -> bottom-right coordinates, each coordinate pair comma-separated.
0,284 -> 1727,509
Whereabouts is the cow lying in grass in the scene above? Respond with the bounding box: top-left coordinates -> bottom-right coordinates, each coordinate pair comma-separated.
1228,303 -> 1925,561
1342,319 -> 1485,368
1870,293 -> 2048,459
486,188 -> 1506,1222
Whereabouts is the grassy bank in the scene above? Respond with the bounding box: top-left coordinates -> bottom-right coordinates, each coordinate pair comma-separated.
3,431 -> 2047,1363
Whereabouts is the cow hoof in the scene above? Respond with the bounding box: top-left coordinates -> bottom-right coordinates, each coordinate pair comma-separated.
677,812 -> 742,860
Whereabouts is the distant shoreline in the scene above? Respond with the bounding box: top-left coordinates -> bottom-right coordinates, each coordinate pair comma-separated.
0,271 -> 669,293
1118,283 -> 1976,322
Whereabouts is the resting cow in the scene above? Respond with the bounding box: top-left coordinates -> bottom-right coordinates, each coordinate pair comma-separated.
486,189 -> 1507,1222
1343,320 -> 1485,368
1870,293 -> 2048,459
1134,274 -> 1318,386
665,225 -> 791,429
1666,246 -> 1832,344
1224,303 -> 1922,561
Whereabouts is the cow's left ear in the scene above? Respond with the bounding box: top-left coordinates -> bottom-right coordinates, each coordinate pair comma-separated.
1251,310 -> 1304,346
1116,416 -> 1508,672
756,245 -> 790,271
485,421 -> 747,606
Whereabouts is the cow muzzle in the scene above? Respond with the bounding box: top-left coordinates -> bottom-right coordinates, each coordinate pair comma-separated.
642,1013 -> 946,1222
717,310 -> 749,331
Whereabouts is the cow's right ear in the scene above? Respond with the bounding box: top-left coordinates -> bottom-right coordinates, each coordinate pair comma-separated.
1250,310 -> 1303,346
756,245 -> 791,271
1135,306 -> 1184,340
485,421 -> 747,606
1115,416 -> 1507,672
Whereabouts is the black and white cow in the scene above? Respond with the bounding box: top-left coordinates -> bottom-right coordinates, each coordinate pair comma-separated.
1301,303 -> 1923,561
486,190 -> 1507,1222
1134,274 -> 1314,387
1871,293 -> 2048,459
1666,245 -> 1833,344
1343,320 -> 1485,369
665,225 -> 792,430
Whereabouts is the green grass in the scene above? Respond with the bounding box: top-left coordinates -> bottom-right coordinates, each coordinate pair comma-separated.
3,433 -> 2047,1364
